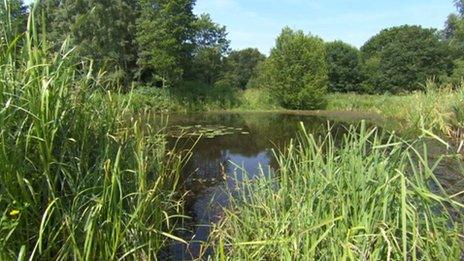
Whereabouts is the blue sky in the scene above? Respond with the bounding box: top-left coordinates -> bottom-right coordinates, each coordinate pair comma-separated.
195,0 -> 455,53
24,0 -> 456,54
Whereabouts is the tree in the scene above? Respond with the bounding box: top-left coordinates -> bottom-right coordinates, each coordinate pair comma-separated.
257,27 -> 328,110
361,25 -> 451,93
136,0 -> 196,87
36,0 -> 140,87
187,14 -> 230,85
325,41 -> 363,92
443,1 -> 464,85
225,48 -> 266,89
0,0 -> 27,41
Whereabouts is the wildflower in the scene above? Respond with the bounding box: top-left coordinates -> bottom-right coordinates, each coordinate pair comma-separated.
9,209 -> 20,217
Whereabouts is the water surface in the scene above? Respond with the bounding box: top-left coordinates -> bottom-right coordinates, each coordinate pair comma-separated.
160,111 -> 378,260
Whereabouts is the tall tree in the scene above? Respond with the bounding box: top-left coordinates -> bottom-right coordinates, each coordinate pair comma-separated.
225,48 -> 266,89
136,0 -> 196,87
188,14 -> 230,85
35,0 -> 139,87
325,41 -> 363,93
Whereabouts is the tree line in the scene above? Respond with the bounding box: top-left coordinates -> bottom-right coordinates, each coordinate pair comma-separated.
2,0 -> 464,109
1,0 -> 263,92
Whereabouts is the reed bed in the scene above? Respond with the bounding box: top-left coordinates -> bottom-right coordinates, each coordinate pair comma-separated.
0,4 -> 185,259
212,122 -> 464,260
326,82 -> 464,137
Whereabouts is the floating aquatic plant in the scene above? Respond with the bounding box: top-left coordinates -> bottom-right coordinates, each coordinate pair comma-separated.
166,125 -> 250,138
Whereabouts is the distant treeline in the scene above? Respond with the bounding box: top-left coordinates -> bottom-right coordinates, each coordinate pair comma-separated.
2,0 -> 464,109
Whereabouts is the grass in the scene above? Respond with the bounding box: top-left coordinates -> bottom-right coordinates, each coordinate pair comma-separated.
326,82 -> 464,137
212,122 -> 464,260
0,4 -> 186,259
112,86 -> 281,113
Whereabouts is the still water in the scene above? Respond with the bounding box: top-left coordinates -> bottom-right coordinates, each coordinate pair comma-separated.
159,112 -> 380,260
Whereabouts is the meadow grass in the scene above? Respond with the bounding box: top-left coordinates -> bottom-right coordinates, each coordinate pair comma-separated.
326,83 -> 464,137
212,122 -> 464,260
0,4 -> 186,259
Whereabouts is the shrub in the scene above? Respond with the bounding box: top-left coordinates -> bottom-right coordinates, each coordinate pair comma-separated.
255,27 -> 328,110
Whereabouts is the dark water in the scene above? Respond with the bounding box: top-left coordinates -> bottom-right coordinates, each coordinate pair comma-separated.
159,111 -> 379,260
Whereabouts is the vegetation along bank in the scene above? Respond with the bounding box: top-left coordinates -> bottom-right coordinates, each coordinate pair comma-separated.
0,0 -> 463,259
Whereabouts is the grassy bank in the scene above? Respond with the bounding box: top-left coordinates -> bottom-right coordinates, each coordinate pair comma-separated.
112,87 -> 281,113
0,9 -> 185,259
119,82 -> 464,140
326,84 -> 464,137
212,123 -> 464,260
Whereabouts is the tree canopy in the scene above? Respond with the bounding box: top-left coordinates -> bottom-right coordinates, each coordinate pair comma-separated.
223,48 -> 266,90
136,0 -> 196,87
361,25 -> 451,93
326,41 -> 363,93
187,14 -> 230,86
5,0 -> 462,101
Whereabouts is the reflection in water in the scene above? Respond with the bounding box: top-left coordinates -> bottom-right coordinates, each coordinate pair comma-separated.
160,112 -> 366,260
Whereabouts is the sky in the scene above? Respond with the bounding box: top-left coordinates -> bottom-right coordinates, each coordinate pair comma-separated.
195,0 -> 456,53
24,0 -> 456,54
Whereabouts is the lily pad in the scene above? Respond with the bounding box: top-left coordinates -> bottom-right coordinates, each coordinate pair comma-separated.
166,124 -> 248,139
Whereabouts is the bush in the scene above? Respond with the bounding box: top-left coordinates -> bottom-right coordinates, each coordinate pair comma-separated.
129,86 -> 180,112
171,80 -> 240,111
239,88 -> 280,110
255,27 -> 328,110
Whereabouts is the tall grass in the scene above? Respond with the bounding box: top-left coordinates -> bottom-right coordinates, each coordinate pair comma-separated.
212,122 -> 464,260
0,4 -> 184,259
326,82 -> 464,137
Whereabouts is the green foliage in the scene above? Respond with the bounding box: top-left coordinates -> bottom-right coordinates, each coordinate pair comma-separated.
325,41 -> 363,92
448,59 -> 464,85
0,0 -> 27,40
238,88 -> 280,110
256,27 -> 328,110
170,80 -> 240,111
224,48 -> 266,90
188,14 -> 230,85
36,0 -> 139,87
213,124 -> 464,260
0,7 -> 184,259
361,25 -> 451,93
136,0 -> 196,87
326,82 -> 463,136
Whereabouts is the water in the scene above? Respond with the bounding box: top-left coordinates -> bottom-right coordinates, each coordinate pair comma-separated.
158,111 -> 379,260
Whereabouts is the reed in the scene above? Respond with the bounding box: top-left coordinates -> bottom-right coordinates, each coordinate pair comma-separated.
326,82 -> 464,137
212,122 -> 464,260
0,3 -> 184,259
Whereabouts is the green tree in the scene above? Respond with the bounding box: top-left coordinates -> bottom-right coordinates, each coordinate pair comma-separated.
258,27 -> 328,110
225,48 -> 266,89
0,0 -> 27,41
325,41 -> 363,92
187,14 -> 230,85
443,1 -> 464,85
361,25 -> 451,93
36,0 -> 140,87
136,0 -> 196,87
